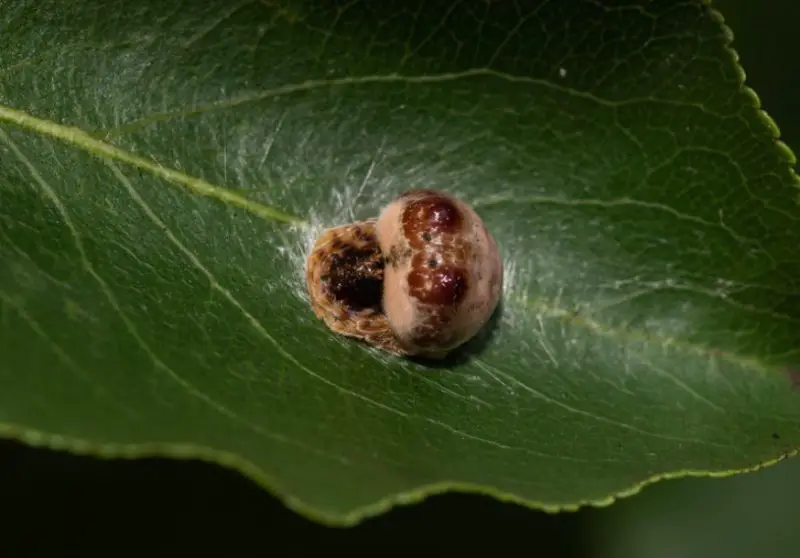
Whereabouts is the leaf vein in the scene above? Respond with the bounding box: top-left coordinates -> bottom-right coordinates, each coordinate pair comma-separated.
473,359 -> 734,448
100,68 -> 735,137
472,193 -> 765,248
421,417 -> 616,463
638,358 -> 726,413
0,104 -> 305,226
182,0 -> 257,47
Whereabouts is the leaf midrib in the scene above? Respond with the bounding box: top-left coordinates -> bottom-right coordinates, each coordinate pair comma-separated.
0,104 -> 306,226
0,104 -> 786,381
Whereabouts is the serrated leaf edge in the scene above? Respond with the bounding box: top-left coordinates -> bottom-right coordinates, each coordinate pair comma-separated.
0,421 -> 796,527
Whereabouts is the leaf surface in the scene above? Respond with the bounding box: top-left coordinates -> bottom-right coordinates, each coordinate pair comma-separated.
1,0 -> 799,523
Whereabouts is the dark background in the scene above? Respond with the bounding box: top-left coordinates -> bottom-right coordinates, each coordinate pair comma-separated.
2,0 -> 798,553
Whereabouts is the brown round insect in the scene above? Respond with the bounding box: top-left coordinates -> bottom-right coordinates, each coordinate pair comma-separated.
305,189 -> 503,359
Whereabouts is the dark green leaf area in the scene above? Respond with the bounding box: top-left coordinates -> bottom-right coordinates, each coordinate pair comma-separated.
1,0 -> 798,521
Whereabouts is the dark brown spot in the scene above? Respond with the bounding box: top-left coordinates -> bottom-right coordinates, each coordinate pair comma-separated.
331,237 -> 345,251
408,262 -> 468,307
426,199 -> 462,233
402,193 -> 463,248
427,258 -> 438,268
327,245 -> 384,311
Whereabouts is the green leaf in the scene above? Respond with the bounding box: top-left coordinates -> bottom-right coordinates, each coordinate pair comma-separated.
1,0 -> 798,524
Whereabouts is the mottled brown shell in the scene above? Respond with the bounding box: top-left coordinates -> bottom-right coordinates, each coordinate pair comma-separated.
376,189 -> 503,358
305,220 -> 409,355
306,190 -> 502,359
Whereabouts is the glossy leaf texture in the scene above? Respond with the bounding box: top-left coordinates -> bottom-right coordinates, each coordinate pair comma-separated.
1,0 -> 799,524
